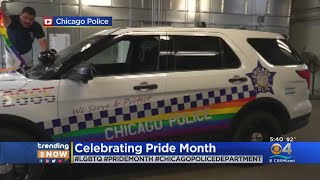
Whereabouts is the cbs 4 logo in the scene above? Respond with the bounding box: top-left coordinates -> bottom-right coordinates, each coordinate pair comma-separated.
271,143 -> 292,155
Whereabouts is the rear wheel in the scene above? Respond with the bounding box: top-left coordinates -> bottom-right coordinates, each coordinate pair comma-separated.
0,128 -> 45,180
233,111 -> 282,142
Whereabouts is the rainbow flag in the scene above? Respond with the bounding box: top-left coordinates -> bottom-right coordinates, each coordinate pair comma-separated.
0,12 -> 27,69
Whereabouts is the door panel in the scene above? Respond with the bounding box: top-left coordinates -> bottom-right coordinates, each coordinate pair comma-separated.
56,74 -> 167,141
55,33 -> 170,142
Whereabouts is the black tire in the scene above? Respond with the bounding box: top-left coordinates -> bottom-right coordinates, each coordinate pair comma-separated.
231,112 -> 282,167
0,128 -> 45,180
233,111 -> 282,142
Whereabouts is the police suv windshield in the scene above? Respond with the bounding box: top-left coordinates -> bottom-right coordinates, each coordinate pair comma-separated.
27,35 -> 106,79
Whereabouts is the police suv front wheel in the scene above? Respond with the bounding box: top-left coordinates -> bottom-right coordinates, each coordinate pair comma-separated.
232,111 -> 282,142
0,128 -> 45,180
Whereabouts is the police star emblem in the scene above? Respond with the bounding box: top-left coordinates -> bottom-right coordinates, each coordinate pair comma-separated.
246,61 -> 276,95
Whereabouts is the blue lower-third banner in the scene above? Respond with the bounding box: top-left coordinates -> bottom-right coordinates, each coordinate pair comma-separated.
43,16 -> 112,27
2,142 -> 320,164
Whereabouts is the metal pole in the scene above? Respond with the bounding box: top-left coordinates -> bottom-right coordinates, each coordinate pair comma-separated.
153,0 -> 156,26
185,0 -> 187,27
158,0 -> 161,26
0,1 -> 5,68
195,0 -> 200,26
208,0 -> 211,27
129,0 -> 132,27
151,0 -> 153,26
161,0 -> 162,26
60,0 -> 63,16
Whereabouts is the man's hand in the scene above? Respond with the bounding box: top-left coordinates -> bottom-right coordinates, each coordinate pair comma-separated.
38,38 -> 49,52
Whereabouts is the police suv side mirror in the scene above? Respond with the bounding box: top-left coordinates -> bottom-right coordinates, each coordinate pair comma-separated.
61,63 -> 94,84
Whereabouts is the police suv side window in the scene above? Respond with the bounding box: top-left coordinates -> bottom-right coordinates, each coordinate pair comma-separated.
86,35 -> 165,76
159,35 -> 174,71
87,40 -> 130,65
173,36 -> 223,71
86,39 -> 131,76
221,40 -> 241,68
247,38 -> 303,65
164,36 -> 241,71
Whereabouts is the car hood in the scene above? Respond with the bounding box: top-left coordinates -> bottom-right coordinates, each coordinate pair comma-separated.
0,71 -> 31,89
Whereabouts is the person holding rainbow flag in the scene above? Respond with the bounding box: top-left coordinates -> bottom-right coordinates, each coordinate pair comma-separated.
0,6 -> 49,70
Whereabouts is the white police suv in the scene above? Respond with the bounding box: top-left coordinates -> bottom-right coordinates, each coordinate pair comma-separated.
0,27 -> 312,179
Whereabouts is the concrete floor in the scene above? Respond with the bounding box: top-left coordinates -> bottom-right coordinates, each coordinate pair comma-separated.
45,100 -> 320,180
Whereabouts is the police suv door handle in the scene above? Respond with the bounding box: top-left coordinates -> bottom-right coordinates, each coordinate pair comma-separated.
228,76 -> 248,84
133,82 -> 158,91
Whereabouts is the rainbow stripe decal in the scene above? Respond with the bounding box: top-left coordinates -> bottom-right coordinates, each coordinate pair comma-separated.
53,97 -> 255,142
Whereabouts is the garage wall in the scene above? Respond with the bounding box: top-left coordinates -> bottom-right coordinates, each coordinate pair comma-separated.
290,0 -> 320,95
0,0 -> 292,68
198,0 -> 290,34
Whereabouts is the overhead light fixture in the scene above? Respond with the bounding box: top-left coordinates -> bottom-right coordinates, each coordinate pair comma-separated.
82,0 -> 111,6
187,0 -> 196,12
